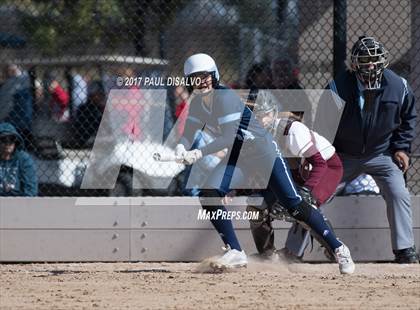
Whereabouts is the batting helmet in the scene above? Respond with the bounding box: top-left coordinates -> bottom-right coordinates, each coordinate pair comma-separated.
184,53 -> 220,89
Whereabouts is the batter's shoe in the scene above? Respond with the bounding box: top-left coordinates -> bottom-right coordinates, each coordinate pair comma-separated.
334,243 -> 355,275
393,247 -> 419,264
210,245 -> 248,271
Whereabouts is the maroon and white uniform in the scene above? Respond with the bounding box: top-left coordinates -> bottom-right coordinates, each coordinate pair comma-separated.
278,119 -> 343,206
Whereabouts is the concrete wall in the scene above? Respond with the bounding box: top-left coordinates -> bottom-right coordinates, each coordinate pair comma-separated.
0,196 -> 419,262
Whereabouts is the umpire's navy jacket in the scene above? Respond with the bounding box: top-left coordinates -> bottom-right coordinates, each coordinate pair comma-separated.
328,69 -> 416,157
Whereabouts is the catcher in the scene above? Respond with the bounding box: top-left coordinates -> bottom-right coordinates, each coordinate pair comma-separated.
247,90 -> 344,262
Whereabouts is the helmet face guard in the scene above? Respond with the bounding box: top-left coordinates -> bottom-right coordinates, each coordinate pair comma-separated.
252,91 -> 279,131
186,71 -> 218,94
350,36 -> 389,89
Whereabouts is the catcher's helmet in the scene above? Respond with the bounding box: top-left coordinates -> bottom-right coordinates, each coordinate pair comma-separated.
252,90 -> 280,131
184,53 -> 220,90
350,36 -> 389,89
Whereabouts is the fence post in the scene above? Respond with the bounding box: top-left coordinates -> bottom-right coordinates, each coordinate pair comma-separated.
65,66 -> 74,119
333,0 -> 347,78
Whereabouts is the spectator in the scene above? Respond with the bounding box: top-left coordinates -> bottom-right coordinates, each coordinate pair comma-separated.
0,64 -> 33,147
271,56 -> 302,90
245,62 -> 272,90
316,36 -> 418,263
0,122 -> 38,196
45,73 -> 70,122
33,78 -> 44,108
71,72 -> 88,116
271,56 -> 312,127
73,81 -> 106,148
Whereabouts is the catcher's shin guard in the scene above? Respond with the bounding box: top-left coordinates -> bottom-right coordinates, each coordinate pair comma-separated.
285,222 -> 311,258
285,220 -> 336,260
286,198 -> 335,257
247,204 -> 275,255
296,219 -> 335,259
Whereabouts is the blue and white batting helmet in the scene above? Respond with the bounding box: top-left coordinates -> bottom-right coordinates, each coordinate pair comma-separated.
184,53 -> 220,82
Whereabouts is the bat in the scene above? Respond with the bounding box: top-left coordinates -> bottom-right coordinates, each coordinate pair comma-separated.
153,152 -> 183,162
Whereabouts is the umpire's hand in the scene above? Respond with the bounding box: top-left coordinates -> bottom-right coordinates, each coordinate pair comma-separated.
394,151 -> 410,173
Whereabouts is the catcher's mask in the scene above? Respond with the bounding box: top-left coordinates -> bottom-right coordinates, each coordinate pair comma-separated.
350,36 -> 389,89
252,90 -> 280,132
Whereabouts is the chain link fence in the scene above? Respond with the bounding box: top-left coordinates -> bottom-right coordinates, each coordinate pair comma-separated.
0,0 -> 418,196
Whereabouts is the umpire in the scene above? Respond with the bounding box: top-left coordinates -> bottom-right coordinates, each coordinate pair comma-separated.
316,36 -> 418,263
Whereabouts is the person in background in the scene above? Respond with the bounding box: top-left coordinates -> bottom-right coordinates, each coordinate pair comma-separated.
45,73 -> 70,122
271,56 -> 312,127
71,72 -> 88,117
33,78 -> 44,108
244,62 -> 272,91
271,56 -> 302,90
0,122 -> 38,196
73,81 -> 106,148
0,64 -> 33,148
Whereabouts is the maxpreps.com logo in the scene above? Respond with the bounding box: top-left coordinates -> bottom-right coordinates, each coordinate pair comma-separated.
197,209 -> 259,221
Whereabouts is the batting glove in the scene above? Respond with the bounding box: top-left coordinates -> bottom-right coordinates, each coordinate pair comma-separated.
175,144 -> 186,156
174,144 -> 187,163
182,149 -> 203,165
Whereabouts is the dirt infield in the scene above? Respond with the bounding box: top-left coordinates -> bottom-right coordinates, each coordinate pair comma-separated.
0,261 -> 419,310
